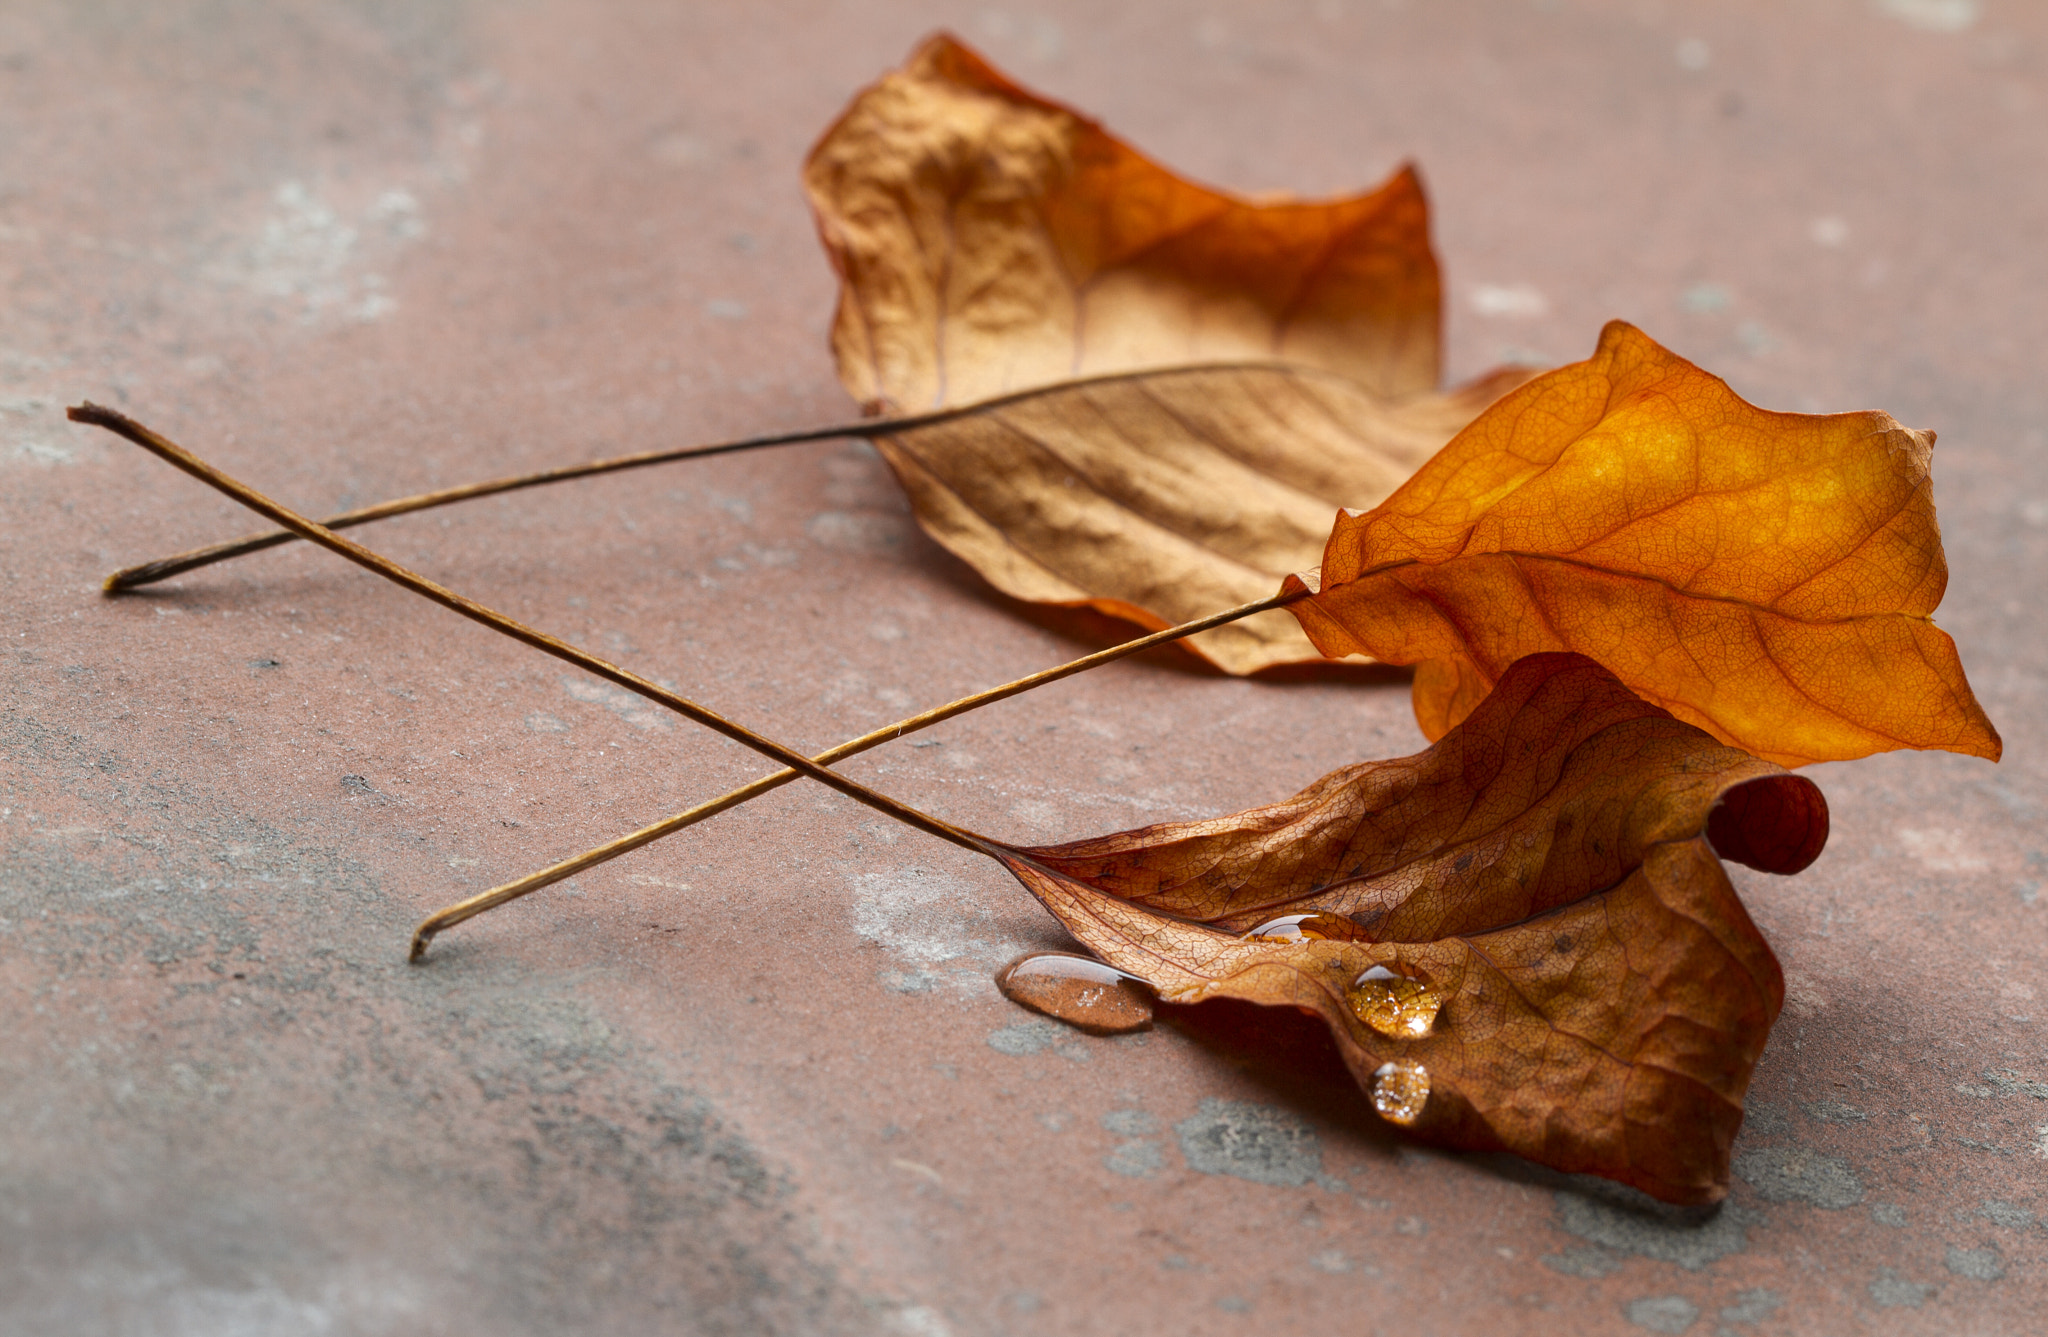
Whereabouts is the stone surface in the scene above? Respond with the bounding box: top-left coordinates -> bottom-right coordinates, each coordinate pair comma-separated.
3,1 -> 2045,1334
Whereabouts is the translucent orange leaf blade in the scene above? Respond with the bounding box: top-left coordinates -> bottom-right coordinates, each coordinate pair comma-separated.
1286,321 -> 2001,766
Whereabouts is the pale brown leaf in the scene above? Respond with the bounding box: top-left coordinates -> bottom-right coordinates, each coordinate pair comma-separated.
871,362 -> 1530,673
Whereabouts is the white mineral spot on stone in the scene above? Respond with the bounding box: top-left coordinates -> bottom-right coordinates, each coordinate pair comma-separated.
1625,1294 -> 1699,1334
851,866 -> 1027,992
1101,1110 -> 1157,1136
1681,283 -> 1732,314
1897,826 -> 1991,873
1944,1245 -> 2005,1281
1105,1139 -> 1163,1178
560,676 -> 670,730
974,10 -> 1065,62
1737,321 -> 1778,356
1,396 -> 83,466
1720,1289 -> 1783,1324
807,510 -> 904,551
1174,1098 -> 1323,1187
207,181 -> 424,323
1877,0 -> 1979,33
888,1302 -> 954,1337
1869,1268 -> 1936,1308
1007,798 -> 1065,838
647,127 -> 708,166
1470,283 -> 1549,318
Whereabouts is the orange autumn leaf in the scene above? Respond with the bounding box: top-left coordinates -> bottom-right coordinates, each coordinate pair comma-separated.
1285,321 -> 2002,766
996,653 -> 1820,1205
803,33 -> 1534,673
803,32 -> 1442,414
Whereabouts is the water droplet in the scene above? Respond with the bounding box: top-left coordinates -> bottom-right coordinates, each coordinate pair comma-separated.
1348,964 -> 1442,1039
1241,912 -> 1374,943
995,952 -> 1154,1035
1371,1060 -> 1430,1127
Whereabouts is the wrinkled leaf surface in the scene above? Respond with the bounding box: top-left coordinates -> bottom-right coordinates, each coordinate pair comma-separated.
871,363 -> 1529,673
1286,321 -> 2001,765
995,653 -> 1820,1204
804,33 -> 1442,414
805,35 -> 1533,671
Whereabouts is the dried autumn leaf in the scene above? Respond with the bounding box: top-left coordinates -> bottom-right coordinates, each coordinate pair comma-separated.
804,32 -> 1442,414
1286,321 -> 2002,766
995,653 -> 1820,1205
868,362 -> 1529,673
804,34 -> 1534,672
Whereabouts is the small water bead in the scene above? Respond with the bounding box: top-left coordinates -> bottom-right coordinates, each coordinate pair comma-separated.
1370,1060 -> 1431,1127
1241,912 -> 1376,943
995,952 -> 1155,1035
1348,964 -> 1442,1039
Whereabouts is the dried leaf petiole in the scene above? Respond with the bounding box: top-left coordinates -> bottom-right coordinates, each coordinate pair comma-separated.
101,416 -> 878,591
99,362 -> 1346,593
407,587 -> 1302,959
72,404 -> 1304,959
72,402 -> 997,855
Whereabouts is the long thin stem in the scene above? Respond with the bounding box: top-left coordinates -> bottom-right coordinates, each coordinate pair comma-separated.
407,588 -> 1302,959
70,402 -> 996,858
102,419 -> 874,591
99,360 -> 1307,591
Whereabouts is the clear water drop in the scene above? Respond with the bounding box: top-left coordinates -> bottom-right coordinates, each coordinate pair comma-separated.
1371,1059 -> 1431,1127
995,952 -> 1154,1035
1240,912 -> 1374,943
1348,964 -> 1442,1039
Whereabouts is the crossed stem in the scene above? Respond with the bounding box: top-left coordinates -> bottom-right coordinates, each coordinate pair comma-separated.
75,404 -> 1306,960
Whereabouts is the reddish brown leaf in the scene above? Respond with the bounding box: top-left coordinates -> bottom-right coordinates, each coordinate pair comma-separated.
992,653 -> 1819,1205
1285,321 -> 2001,766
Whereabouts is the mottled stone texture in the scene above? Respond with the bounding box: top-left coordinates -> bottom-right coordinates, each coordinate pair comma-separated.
2,2 -> 2043,1334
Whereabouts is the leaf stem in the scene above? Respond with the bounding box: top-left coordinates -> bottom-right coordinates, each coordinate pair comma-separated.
406,588 -> 1303,959
97,361 -> 1325,591
69,403 -> 1001,863
101,418 -> 880,591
